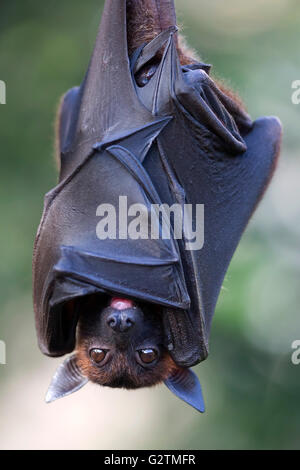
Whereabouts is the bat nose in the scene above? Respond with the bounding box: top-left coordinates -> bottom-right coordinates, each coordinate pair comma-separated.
107,311 -> 135,333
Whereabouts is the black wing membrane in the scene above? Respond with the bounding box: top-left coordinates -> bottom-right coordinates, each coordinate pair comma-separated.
133,35 -> 281,365
33,0 -> 281,364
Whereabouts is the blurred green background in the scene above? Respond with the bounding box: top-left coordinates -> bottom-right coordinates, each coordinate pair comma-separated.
0,0 -> 299,450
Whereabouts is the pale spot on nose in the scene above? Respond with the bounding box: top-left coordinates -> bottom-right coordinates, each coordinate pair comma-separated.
110,298 -> 134,310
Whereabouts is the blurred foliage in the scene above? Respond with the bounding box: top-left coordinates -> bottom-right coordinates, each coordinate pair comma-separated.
0,0 -> 299,450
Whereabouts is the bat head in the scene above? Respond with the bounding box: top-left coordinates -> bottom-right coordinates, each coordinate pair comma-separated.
45,295 -> 205,413
76,295 -> 172,389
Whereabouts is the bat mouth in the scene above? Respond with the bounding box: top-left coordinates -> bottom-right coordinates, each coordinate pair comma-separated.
126,0 -> 177,57
110,297 -> 135,310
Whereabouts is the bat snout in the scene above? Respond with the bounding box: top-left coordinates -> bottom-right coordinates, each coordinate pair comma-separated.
107,310 -> 136,333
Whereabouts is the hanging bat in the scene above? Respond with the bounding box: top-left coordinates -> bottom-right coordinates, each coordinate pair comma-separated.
32,0 -> 282,412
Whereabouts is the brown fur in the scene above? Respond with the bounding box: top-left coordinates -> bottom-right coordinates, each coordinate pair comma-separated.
127,0 -> 162,56
74,294 -> 179,388
76,340 -> 178,389
126,0 -> 197,65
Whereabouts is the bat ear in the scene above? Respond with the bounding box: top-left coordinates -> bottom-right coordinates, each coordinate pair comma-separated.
45,354 -> 88,404
164,368 -> 205,413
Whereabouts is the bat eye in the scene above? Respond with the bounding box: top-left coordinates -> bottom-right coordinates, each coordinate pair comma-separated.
138,349 -> 158,364
90,348 -> 107,364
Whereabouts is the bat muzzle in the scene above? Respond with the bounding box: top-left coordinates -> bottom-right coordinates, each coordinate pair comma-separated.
107,310 -> 136,333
